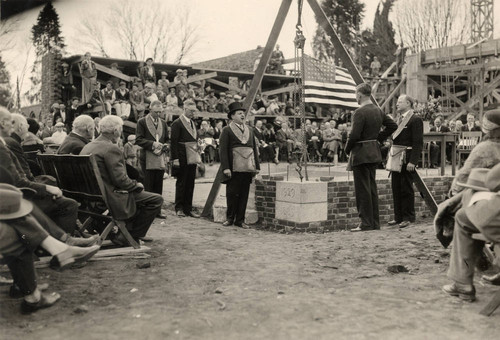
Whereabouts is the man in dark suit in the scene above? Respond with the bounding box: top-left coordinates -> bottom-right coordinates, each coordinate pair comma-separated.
5,114 -> 36,180
346,83 -> 397,232
389,95 -> 424,228
220,102 -> 260,228
136,101 -> 169,203
462,113 -> 481,132
254,119 -> 276,163
80,115 -> 163,245
0,108 -> 80,235
170,100 -> 200,217
57,115 -> 94,155
429,117 -> 451,167
67,97 -> 83,124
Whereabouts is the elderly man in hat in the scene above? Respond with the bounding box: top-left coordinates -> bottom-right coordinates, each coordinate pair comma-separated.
219,101 -> 260,229
170,99 -> 200,218
436,165 -> 500,302
140,57 -> 156,85
80,52 -> 97,103
136,101 -> 169,201
57,115 -> 94,155
450,109 -> 500,196
81,116 -> 163,245
114,80 -> 131,119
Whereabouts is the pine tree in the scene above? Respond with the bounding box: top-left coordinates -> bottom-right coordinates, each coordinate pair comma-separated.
312,0 -> 365,63
26,2 -> 66,104
0,55 -> 12,108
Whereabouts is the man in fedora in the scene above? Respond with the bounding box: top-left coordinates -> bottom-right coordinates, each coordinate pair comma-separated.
219,101 -> 260,229
436,165 -> 500,302
170,99 -> 200,218
158,71 -> 170,90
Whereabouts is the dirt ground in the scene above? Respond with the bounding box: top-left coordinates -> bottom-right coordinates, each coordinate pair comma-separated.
1,208 -> 499,340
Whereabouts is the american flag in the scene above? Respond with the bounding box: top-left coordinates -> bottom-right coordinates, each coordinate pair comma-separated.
302,54 -> 359,109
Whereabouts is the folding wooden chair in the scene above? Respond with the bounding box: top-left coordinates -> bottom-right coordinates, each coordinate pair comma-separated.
38,154 -> 140,249
457,131 -> 482,168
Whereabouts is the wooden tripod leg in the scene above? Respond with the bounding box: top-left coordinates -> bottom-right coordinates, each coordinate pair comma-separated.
78,216 -> 94,233
480,290 -> 500,316
115,221 -> 140,249
99,221 -> 115,245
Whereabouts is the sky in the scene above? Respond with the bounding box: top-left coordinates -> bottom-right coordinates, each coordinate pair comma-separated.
1,0 -> 499,105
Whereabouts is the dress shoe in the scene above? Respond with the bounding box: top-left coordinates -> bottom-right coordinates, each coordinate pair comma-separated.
398,221 -> 411,228
350,226 -> 373,232
156,213 -> 167,219
442,283 -> 476,302
21,292 -> 61,314
10,283 -> 49,299
176,211 -> 186,217
222,220 -> 233,227
235,223 -> 250,229
66,234 -> 100,247
139,236 -> 154,243
387,220 -> 400,226
482,272 -> 500,285
185,211 -> 200,218
49,245 -> 100,270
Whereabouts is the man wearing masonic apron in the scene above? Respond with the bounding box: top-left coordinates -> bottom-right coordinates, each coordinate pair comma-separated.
219,102 -> 260,229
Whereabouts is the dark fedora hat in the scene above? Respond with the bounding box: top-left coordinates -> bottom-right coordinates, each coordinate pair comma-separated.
227,102 -> 245,119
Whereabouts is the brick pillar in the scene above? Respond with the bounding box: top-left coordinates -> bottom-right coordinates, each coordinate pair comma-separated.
41,52 -> 62,119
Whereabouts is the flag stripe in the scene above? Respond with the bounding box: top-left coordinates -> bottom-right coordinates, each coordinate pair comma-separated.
305,88 -> 357,99
302,54 -> 358,109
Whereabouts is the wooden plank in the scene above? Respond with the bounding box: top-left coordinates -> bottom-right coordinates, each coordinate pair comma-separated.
428,78 -> 475,114
380,76 -> 406,111
262,85 -> 298,96
94,63 -> 132,82
480,290 -> 500,317
166,72 -> 218,88
372,62 -> 396,93
412,171 -> 438,215
422,39 -> 500,64
202,0 -> 293,218
448,73 -> 500,121
206,78 -> 248,94
307,0 -> 379,107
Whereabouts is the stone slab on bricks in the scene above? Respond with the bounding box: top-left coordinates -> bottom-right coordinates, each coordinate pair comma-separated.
275,201 -> 327,223
276,181 -> 327,204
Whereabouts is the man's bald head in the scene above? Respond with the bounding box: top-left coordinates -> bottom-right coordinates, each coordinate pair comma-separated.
0,106 -> 13,137
11,113 -> 29,138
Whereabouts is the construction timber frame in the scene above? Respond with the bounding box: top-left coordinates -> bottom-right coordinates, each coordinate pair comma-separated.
201,0 -> 410,217
406,38 -> 500,123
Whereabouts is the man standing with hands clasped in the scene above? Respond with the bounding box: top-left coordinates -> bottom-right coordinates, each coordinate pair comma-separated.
387,95 -> 423,229
219,102 -> 260,229
170,100 -> 200,218
346,83 -> 397,232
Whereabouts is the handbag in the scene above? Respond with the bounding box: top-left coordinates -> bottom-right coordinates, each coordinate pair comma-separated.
386,145 -> 407,172
232,147 -> 256,173
184,141 -> 201,165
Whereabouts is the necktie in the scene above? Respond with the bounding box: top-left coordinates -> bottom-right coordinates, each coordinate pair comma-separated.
396,114 -> 402,125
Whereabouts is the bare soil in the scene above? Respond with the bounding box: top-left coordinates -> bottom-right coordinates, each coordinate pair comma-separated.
1,211 -> 499,340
